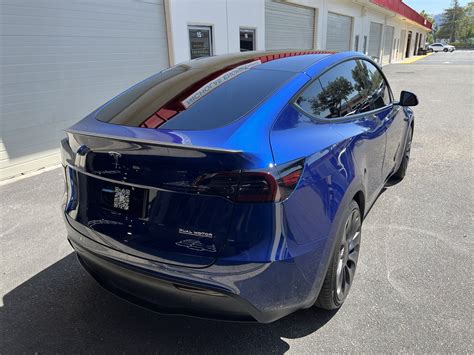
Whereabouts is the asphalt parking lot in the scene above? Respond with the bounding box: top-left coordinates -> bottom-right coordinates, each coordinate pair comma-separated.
1,50 -> 472,353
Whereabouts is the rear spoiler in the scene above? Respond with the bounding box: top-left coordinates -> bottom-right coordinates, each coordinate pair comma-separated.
65,129 -> 243,154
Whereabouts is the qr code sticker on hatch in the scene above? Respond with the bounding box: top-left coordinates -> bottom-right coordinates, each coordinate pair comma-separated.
114,187 -> 130,210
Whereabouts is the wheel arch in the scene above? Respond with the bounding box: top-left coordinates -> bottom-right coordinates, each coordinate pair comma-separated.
352,190 -> 366,219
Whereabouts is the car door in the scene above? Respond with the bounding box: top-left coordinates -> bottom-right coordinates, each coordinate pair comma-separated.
363,60 -> 408,179
295,59 -> 387,203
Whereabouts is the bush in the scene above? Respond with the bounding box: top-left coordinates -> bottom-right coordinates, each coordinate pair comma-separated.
448,41 -> 474,49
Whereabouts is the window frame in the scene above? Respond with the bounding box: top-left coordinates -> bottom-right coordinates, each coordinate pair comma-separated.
239,27 -> 257,52
291,57 -> 395,123
188,25 -> 214,60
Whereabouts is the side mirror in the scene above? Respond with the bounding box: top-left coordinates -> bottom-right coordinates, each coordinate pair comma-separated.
398,90 -> 418,106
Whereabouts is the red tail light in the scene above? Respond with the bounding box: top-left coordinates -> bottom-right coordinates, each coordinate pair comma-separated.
235,172 -> 278,203
193,159 -> 304,203
276,160 -> 304,201
280,169 -> 302,187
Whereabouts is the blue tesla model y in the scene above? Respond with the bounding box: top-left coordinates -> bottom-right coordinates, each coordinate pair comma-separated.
61,50 -> 418,323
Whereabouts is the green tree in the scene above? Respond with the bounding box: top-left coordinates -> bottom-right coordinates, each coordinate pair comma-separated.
431,22 -> 439,42
420,10 -> 434,24
351,61 -> 371,97
458,2 -> 474,44
420,10 -> 435,43
438,0 -> 465,42
310,77 -> 353,117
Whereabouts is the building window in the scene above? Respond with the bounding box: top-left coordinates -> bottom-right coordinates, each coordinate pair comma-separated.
354,35 -> 359,51
188,26 -> 213,59
363,36 -> 368,54
240,28 -> 256,52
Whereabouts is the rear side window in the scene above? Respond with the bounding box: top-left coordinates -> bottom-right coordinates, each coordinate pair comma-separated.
295,59 -> 391,120
96,64 -> 294,130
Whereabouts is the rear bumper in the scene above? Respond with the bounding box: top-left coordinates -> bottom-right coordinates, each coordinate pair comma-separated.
73,240 -> 254,322
66,216 -> 319,323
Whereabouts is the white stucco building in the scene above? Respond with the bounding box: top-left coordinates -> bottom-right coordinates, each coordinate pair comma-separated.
0,0 -> 432,180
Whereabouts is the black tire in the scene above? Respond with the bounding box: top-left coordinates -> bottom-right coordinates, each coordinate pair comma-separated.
315,200 -> 361,310
443,48 -> 448,52
391,125 -> 413,182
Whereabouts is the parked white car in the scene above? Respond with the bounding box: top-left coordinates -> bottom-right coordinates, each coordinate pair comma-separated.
427,43 -> 455,52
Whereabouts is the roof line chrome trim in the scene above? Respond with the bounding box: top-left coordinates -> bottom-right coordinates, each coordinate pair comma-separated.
65,129 -> 243,154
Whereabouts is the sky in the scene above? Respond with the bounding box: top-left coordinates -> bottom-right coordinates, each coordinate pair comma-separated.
404,0 -> 469,15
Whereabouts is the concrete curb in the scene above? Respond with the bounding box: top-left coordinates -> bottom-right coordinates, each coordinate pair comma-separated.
399,52 -> 433,64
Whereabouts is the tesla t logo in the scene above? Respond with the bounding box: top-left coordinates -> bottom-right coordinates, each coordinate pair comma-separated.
76,145 -> 89,156
108,151 -> 121,169
75,145 -> 90,168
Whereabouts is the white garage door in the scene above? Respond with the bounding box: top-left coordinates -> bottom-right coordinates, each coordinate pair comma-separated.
326,12 -> 352,51
265,0 -> 315,50
399,30 -> 407,61
368,22 -> 383,62
382,25 -> 394,65
0,0 -> 169,180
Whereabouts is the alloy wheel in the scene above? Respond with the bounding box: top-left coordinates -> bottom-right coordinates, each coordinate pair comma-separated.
335,208 -> 361,302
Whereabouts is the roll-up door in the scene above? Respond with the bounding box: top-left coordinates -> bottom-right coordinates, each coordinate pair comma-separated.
0,0 -> 169,180
400,30 -> 407,61
265,0 -> 315,50
368,22 -> 383,62
382,25 -> 394,64
326,12 -> 352,51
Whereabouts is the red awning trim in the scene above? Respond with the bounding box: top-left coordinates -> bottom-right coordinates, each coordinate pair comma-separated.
370,0 -> 432,30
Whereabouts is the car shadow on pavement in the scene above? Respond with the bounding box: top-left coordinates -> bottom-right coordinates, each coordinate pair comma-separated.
1,253 -> 337,354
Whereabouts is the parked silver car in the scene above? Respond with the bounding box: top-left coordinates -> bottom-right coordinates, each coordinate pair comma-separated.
428,43 -> 455,52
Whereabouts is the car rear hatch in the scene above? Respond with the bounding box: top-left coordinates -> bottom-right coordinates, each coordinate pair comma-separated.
61,55 -> 303,268
62,131 -> 261,268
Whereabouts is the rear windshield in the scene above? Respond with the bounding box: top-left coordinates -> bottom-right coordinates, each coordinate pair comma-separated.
96,64 -> 294,131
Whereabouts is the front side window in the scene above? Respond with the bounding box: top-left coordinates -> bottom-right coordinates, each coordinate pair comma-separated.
295,59 -> 391,120
362,60 -> 392,109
